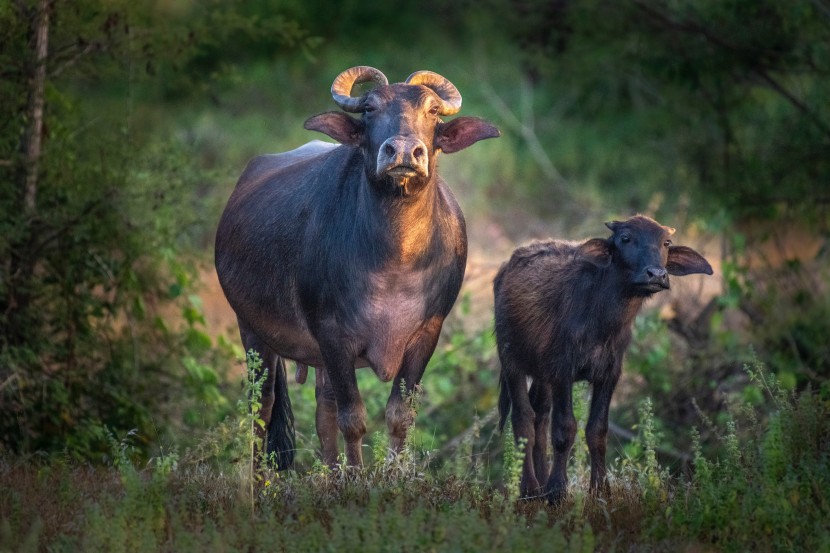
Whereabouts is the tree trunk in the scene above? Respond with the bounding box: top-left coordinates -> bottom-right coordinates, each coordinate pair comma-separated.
25,0 -> 50,214
3,1 -> 51,345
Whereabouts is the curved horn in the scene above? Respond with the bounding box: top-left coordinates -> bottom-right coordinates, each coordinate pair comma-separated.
405,70 -> 462,115
331,66 -> 388,113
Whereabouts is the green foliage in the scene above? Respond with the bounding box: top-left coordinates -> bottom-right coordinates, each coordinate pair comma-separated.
418,318 -> 501,473
495,0 -> 830,220
636,398 -> 668,498
628,312 -> 673,394
662,359 -> 830,551
500,421 -> 524,502
0,0 -> 313,460
239,350 -> 266,460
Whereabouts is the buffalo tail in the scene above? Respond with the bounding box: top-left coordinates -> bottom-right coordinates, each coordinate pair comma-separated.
267,356 -> 296,470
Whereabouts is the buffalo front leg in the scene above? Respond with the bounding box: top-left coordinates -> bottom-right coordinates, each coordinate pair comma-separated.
385,316 -> 443,455
546,379 -> 576,504
586,371 -> 620,496
315,367 -> 339,466
317,335 -> 366,467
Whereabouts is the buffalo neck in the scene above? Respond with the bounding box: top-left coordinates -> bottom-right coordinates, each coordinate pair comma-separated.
359,161 -> 443,267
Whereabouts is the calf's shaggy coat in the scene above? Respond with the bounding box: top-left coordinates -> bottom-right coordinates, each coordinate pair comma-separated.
495,215 -> 712,502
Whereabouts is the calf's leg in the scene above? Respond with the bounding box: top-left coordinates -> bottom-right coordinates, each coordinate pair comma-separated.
585,372 -> 620,496
503,368 -> 540,498
529,381 -> 552,485
546,379 -> 576,504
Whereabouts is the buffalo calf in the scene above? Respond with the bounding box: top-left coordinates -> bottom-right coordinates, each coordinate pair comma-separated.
495,215 -> 712,502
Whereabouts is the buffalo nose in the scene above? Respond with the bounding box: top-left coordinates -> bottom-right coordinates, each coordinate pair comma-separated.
383,138 -> 425,160
377,136 -> 430,178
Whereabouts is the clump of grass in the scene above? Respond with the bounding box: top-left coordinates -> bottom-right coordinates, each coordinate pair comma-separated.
653,358 -> 830,551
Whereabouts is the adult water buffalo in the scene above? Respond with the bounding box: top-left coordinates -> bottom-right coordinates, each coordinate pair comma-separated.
495,215 -> 713,503
215,66 -> 499,469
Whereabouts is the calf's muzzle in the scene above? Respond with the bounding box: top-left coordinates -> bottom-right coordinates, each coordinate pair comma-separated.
641,266 -> 670,291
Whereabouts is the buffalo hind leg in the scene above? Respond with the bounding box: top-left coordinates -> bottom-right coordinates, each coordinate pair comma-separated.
546,379 -> 576,504
386,316 -> 443,455
586,370 -> 620,496
237,320 -> 295,470
529,381 -> 552,487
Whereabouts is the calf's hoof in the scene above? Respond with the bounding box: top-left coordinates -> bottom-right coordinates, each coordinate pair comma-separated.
545,485 -> 568,506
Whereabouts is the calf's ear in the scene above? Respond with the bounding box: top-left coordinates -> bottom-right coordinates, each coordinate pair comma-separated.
436,117 -> 500,153
667,246 -> 714,276
578,238 -> 612,268
304,112 -> 363,145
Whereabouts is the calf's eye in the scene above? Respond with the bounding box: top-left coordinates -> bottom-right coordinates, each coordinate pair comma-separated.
664,239 -> 673,247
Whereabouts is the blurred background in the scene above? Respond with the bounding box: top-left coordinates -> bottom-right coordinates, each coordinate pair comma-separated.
2,0 -> 828,478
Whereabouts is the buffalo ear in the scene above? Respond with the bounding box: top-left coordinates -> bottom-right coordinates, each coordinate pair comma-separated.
435,117 -> 500,153
667,246 -> 714,276
304,112 -> 363,145
578,238 -> 612,268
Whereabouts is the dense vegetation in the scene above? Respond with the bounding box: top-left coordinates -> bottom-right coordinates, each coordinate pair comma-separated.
1,0 -> 828,550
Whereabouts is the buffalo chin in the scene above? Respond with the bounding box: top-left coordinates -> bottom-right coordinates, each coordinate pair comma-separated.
380,174 -> 429,197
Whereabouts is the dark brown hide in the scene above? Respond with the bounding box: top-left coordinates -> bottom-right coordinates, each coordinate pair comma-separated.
494,215 -> 712,502
215,67 -> 499,468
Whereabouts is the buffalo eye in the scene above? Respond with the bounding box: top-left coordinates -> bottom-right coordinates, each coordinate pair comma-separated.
428,105 -> 440,116
664,239 -> 673,248
364,105 -> 376,114
620,233 -> 631,244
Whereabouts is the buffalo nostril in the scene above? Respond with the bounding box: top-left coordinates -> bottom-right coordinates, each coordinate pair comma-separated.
413,146 -> 424,159
384,144 -> 395,157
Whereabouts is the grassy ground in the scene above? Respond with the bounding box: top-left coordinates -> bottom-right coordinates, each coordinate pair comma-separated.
2,361 -> 827,553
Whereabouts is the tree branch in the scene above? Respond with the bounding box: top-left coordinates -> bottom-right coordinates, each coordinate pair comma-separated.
50,42 -> 95,79
478,78 -> 571,195
436,407 -> 499,459
608,420 -> 693,465
632,0 -> 830,140
811,0 -> 830,23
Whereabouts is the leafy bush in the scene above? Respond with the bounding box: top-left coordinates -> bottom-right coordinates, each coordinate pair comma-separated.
660,360 -> 830,551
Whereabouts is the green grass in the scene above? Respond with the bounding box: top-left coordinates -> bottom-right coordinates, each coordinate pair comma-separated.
1,360 -> 827,552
